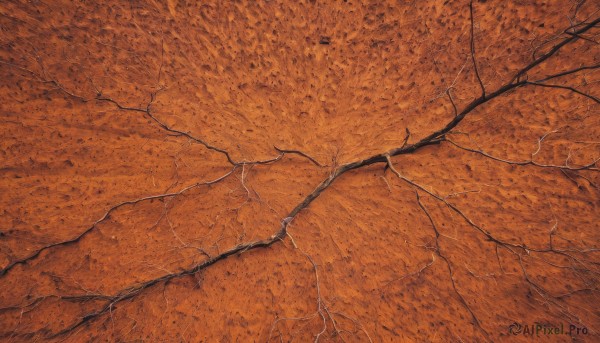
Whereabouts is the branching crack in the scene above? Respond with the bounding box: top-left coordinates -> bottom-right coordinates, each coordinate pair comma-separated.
1,5 -> 599,340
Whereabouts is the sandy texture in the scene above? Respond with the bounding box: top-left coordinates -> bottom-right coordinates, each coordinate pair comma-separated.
0,0 -> 599,341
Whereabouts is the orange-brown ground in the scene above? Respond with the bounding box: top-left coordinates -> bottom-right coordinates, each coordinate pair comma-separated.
0,0 -> 599,342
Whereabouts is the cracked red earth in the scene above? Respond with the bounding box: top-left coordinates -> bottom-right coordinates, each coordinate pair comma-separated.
0,1 -> 599,342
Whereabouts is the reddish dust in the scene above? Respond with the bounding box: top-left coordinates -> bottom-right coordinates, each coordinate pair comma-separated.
0,0 -> 599,342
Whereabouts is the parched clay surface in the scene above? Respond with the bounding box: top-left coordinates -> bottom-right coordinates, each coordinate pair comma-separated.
0,0 -> 599,341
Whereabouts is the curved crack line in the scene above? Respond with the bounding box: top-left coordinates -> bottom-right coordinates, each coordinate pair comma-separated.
0,167 -> 237,276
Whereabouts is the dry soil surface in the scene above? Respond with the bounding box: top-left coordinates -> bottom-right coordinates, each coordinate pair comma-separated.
0,0 -> 599,342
